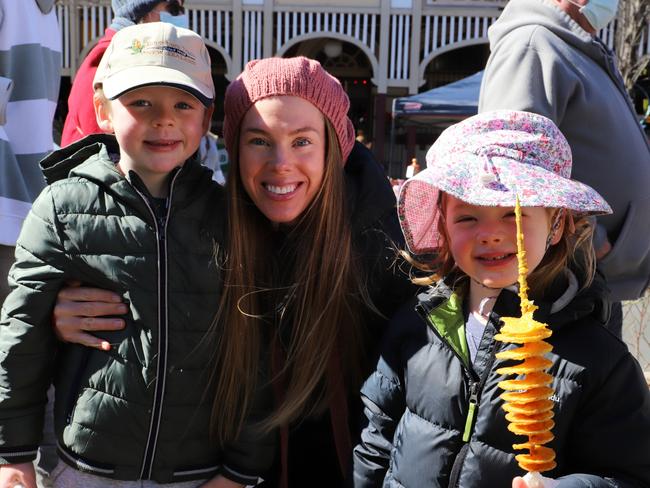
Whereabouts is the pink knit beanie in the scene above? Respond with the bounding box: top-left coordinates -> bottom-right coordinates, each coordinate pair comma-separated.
223,56 -> 356,161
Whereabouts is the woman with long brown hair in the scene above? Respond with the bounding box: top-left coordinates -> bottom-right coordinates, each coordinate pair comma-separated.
51,56 -> 415,487
213,56 -> 414,487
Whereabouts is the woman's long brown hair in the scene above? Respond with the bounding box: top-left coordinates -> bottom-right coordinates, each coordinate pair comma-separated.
210,119 -> 365,442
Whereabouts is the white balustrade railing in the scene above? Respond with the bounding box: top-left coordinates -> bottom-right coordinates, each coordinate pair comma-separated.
243,8 -> 263,65
53,1 -> 649,90
189,7 -> 233,57
389,14 -> 410,80
423,14 -> 496,57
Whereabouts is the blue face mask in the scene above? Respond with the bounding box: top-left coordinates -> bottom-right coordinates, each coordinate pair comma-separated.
159,11 -> 190,29
572,0 -> 619,31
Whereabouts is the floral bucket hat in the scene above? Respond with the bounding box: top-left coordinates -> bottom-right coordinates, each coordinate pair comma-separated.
398,110 -> 612,255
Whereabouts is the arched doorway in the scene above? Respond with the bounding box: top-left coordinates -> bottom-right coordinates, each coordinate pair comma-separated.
422,43 -> 489,89
390,43 -> 490,177
284,38 -> 375,145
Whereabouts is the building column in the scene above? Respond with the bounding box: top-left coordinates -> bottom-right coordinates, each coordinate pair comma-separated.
406,125 -> 417,165
408,0 -> 422,95
373,93 -> 387,169
231,0 -> 243,76
70,0 -> 80,76
263,0 -> 273,57
373,0 -> 391,168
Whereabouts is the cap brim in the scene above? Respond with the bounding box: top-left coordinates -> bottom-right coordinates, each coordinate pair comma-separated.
102,65 -> 213,107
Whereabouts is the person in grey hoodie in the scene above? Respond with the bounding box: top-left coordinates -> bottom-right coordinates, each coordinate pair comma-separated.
479,0 -> 650,338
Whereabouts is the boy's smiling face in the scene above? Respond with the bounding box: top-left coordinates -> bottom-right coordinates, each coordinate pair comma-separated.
95,85 -> 212,197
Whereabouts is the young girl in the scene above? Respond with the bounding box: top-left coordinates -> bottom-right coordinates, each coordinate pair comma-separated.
352,110 -> 650,487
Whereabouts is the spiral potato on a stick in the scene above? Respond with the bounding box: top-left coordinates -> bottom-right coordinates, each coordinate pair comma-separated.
494,197 -> 556,474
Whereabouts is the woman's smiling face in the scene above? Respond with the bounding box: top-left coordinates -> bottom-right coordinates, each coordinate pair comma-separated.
238,96 -> 326,225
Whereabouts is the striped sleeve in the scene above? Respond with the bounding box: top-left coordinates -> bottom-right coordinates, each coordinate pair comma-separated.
0,0 -> 62,245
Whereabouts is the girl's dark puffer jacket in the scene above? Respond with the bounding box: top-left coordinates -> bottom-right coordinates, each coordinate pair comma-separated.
353,275 -> 650,487
0,135 -> 274,484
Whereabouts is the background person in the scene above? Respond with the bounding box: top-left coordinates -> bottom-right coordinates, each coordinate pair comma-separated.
60,0 -> 184,147
478,0 -> 650,338
404,157 -> 420,178
0,1 -> 61,485
0,0 -> 61,303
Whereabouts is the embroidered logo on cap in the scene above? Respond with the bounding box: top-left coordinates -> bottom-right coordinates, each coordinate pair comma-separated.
127,39 -> 197,65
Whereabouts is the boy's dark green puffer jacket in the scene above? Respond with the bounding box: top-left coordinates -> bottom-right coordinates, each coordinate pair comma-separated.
0,135 -> 274,484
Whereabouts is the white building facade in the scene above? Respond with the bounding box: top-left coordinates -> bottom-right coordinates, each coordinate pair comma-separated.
54,0 -> 649,171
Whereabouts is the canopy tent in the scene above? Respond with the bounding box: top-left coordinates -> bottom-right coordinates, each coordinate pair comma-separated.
387,71 -> 483,177
391,70 -> 483,127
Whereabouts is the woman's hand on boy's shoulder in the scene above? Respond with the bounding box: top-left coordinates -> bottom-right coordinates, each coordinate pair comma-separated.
0,463 -> 37,488
53,280 -> 127,350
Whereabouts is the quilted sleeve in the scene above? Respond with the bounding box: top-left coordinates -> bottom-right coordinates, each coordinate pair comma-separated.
0,186 -> 67,463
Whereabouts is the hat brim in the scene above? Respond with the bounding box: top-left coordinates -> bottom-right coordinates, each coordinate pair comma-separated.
399,158 -> 612,255
101,65 -> 214,107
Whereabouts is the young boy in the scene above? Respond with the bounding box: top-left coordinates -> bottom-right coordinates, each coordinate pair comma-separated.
0,23 -> 272,488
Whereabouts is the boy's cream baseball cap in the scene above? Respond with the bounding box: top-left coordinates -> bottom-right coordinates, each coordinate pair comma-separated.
94,22 -> 214,106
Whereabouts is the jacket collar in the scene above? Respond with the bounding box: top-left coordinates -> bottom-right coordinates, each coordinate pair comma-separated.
40,134 -> 119,185
417,270 -> 610,333
39,134 -> 213,220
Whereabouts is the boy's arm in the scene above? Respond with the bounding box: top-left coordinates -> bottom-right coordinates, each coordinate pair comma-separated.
0,187 -> 67,463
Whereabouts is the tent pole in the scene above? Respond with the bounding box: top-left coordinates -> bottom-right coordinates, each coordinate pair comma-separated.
389,98 -> 396,178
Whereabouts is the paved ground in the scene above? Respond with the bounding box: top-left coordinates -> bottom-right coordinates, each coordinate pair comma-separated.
622,293 -> 650,385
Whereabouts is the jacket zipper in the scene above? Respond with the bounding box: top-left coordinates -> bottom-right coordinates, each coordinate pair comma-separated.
415,299 -> 498,487
133,171 -> 180,480
463,381 -> 480,442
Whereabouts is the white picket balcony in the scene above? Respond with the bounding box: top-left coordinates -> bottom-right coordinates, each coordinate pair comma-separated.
54,1 -> 649,94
